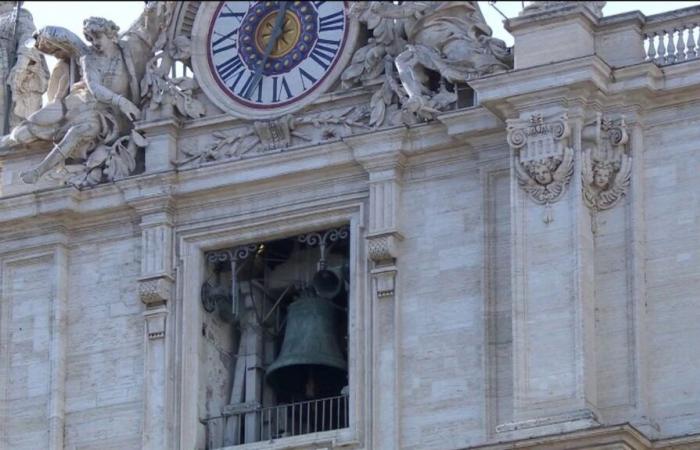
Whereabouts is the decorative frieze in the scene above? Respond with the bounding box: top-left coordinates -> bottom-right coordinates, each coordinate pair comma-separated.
507,113 -> 574,223
582,115 -> 631,212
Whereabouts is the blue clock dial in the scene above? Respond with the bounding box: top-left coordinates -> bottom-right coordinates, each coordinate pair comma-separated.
206,1 -> 350,111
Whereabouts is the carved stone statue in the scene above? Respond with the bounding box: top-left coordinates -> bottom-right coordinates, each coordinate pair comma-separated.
0,2 -> 202,186
0,1 -> 48,130
582,116 -> 631,211
344,1 -> 512,121
507,114 -> 574,223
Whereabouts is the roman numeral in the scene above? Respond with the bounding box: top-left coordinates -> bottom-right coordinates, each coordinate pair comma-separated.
298,67 -> 317,91
213,42 -> 237,55
220,5 -> 245,20
272,76 -> 293,103
309,38 -> 340,70
238,73 -> 263,102
216,55 -> 245,82
228,69 -> 246,92
212,29 -> 239,49
319,10 -> 344,32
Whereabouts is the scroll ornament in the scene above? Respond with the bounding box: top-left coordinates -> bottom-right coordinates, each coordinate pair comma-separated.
507,113 -> 574,223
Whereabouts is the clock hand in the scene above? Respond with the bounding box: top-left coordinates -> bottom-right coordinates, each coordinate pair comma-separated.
243,1 -> 290,100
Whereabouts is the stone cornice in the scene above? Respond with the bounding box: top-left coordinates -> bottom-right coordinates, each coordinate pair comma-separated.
469,56 -> 612,108
343,126 -> 408,174
468,424 -> 700,450
3,47 -> 696,228
597,10 -> 646,30
437,107 -> 504,142
135,117 -> 182,136
505,4 -> 600,33
470,424 -> 651,450
470,55 -> 700,118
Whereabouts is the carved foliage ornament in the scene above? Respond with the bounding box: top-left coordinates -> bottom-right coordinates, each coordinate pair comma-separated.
582,115 -> 631,212
507,113 -> 574,222
178,106 -> 369,167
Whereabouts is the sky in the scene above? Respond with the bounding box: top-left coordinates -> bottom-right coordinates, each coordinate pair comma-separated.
20,1 -> 700,69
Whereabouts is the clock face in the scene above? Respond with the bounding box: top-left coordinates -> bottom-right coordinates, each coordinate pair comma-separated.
192,1 -> 357,120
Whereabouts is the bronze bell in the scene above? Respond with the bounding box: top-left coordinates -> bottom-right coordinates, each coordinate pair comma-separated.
266,288 -> 347,399
312,268 -> 343,299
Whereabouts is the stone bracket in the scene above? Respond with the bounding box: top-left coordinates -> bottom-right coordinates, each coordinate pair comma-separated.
144,305 -> 167,340
371,265 -> 397,299
367,232 -> 403,265
139,275 -> 174,306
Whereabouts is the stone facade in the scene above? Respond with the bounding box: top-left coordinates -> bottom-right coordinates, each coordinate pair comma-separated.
1,2 -> 700,450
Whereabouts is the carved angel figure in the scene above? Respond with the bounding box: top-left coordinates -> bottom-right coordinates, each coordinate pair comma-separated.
515,148 -> 574,206
582,148 -> 632,211
0,1 -> 49,128
346,1 -> 512,117
0,2 -> 169,185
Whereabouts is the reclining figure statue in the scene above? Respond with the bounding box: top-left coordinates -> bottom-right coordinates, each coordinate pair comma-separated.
0,2 -> 166,184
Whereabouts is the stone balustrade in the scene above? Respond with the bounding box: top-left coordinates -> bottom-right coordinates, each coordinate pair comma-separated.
643,5 -> 700,65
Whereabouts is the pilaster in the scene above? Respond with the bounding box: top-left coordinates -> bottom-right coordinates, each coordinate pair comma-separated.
348,134 -> 405,450
49,242 -> 69,450
130,196 -> 175,450
627,120 -> 653,436
501,110 -> 599,436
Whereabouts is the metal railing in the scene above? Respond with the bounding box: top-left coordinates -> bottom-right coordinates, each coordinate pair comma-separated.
205,394 -> 349,448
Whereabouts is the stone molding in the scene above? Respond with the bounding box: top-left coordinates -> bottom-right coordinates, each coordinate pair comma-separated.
496,408 -> 598,433
471,424 -> 650,450
518,2 -> 606,19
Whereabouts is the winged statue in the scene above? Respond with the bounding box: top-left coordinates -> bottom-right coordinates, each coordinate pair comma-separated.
582,148 -> 632,211
515,147 -> 574,206
0,2 -> 184,187
341,1 -> 512,124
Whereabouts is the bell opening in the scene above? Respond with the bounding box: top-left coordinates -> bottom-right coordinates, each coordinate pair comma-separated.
200,226 -> 350,446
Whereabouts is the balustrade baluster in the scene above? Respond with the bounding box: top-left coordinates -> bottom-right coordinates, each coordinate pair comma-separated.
658,31 -> 667,63
677,27 -> 686,61
646,33 -> 657,61
687,25 -> 697,59
665,29 -> 676,63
